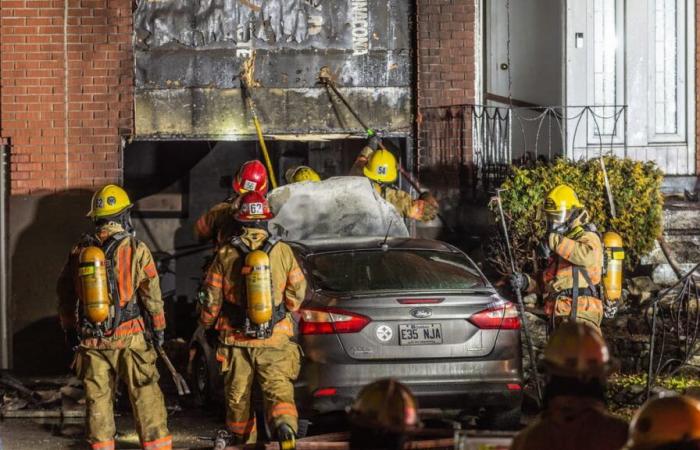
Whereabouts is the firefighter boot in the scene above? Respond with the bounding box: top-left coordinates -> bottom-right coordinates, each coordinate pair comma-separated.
277,423 -> 296,450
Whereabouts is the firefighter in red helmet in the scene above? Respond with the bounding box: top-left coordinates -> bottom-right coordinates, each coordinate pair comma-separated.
194,160 -> 269,247
199,192 -> 306,449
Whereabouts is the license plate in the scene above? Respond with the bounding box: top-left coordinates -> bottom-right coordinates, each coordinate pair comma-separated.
398,323 -> 443,345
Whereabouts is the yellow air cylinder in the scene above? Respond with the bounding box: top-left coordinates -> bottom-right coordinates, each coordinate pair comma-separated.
78,246 -> 110,324
603,231 -> 625,302
245,250 -> 273,325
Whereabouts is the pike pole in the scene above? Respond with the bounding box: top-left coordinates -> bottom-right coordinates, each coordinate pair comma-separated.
318,67 -> 421,187
496,189 -> 543,406
241,52 -> 278,189
318,66 -> 452,231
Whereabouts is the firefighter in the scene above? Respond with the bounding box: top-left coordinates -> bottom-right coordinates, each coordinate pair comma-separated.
349,135 -> 381,176
284,165 -> 321,184
194,159 -> 269,246
56,185 -> 171,450
622,395 -> 700,450
511,184 -> 605,333
199,192 -> 306,449
348,378 -> 421,450
356,146 -> 438,222
510,322 -> 627,450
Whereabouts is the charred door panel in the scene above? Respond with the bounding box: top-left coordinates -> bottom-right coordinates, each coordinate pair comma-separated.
134,0 -> 413,139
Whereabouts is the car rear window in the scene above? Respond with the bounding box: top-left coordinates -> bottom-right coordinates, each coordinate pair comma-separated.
309,250 -> 486,293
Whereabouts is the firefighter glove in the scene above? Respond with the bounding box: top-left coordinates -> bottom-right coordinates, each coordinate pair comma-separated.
510,272 -> 529,292
65,328 -> 80,351
418,192 -> 439,221
367,135 -> 381,151
154,329 -> 165,348
419,191 -> 438,206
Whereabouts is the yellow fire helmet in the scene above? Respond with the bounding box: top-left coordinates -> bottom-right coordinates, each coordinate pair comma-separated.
543,321 -> 611,380
86,184 -> 133,219
349,378 -> 421,433
286,165 -> 321,184
544,184 -> 583,224
623,395 -> 700,450
363,149 -> 398,184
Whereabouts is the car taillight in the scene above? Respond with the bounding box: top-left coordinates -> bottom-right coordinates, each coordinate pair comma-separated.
299,307 -> 371,335
313,388 -> 337,397
468,301 -> 521,330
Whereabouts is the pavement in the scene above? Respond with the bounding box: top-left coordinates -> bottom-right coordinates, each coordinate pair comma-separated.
0,412 -> 220,450
0,411 -> 516,449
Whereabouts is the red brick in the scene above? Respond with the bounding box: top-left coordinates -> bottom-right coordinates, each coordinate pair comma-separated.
2,0 -> 133,194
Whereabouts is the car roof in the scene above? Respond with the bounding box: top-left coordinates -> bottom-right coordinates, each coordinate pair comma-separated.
288,237 -> 460,256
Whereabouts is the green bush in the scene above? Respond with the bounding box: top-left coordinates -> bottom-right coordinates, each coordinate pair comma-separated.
488,157 -> 664,274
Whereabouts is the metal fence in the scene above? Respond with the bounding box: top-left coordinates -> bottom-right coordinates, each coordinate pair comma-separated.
418,104 -> 627,192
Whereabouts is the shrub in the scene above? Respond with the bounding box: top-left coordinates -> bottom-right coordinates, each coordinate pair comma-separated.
488,156 -> 664,274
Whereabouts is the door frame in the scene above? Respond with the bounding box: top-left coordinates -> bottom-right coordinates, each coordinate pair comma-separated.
474,0 -> 697,175
476,0 -> 567,107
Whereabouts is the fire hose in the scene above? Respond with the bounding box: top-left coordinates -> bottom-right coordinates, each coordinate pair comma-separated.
495,188 -> 543,406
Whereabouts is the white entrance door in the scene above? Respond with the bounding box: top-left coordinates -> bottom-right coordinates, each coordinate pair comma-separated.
566,0 -> 695,175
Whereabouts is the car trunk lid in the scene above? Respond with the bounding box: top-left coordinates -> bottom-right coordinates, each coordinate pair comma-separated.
299,292 -> 519,360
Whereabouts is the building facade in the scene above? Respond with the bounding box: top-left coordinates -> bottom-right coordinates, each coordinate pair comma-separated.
0,0 -> 697,370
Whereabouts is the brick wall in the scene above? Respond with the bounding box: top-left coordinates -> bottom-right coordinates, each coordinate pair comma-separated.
0,0 -> 133,195
416,0 -> 476,109
415,0 -> 477,205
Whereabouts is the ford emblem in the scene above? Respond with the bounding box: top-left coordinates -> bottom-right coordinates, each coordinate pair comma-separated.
410,307 -> 432,319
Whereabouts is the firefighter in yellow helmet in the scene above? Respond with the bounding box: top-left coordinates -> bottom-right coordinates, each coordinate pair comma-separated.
348,379 -> 421,450
511,184 -> 605,333
284,165 -> 322,184
623,395 -> 700,450
199,192 -> 306,449
56,185 -> 171,450
353,142 -> 438,222
510,322 -> 627,450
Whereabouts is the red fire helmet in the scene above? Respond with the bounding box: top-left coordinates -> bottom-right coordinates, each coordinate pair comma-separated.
233,160 -> 269,195
234,191 -> 274,222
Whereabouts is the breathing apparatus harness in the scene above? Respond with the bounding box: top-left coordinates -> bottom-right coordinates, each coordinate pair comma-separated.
546,209 -> 602,323
222,235 -> 288,339
77,230 -> 142,338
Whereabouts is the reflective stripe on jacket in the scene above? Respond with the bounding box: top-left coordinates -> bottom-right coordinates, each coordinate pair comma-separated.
199,229 -> 307,348
542,230 -> 603,296
56,223 -> 165,349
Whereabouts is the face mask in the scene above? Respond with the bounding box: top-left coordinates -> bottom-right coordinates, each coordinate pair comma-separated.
546,209 -> 569,232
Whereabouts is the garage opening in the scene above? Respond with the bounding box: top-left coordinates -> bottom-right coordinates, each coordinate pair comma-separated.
123,138 -> 409,339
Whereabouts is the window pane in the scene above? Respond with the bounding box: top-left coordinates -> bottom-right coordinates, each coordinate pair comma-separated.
654,0 -> 679,135
593,0 -> 619,134
310,250 -> 486,293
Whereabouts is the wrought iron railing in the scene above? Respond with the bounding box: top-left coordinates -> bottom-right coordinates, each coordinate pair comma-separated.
418,104 -> 628,192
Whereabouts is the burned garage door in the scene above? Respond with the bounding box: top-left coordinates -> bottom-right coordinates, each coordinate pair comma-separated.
134,0 -> 413,139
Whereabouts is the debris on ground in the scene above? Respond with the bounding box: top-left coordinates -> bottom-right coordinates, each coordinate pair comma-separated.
626,276 -> 660,303
0,373 -> 85,419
